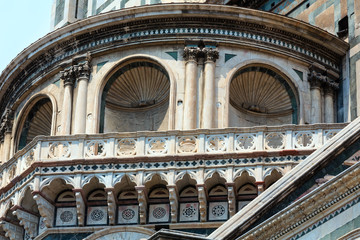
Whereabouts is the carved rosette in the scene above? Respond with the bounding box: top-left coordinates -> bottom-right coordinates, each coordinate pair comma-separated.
202,48 -> 219,62
183,47 -> 201,62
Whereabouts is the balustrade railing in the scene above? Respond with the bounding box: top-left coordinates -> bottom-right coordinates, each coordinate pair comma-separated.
0,123 -> 347,188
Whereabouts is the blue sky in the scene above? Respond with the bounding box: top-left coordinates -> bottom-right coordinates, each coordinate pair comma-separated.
0,1 -> 53,74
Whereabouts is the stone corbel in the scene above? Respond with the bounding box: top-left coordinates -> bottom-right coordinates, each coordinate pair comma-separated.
167,185 -> 178,223
32,193 -> 54,228
74,190 -> 85,226
197,184 -> 207,222
1,220 -> 24,240
226,183 -> 236,217
12,208 -> 39,239
135,186 -> 148,224
106,189 -> 116,225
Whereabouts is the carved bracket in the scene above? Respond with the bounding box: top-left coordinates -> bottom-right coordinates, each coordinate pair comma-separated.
227,185 -> 236,217
136,186 -> 148,224
33,194 -> 54,228
13,209 -> 39,238
1,220 -> 24,240
167,186 -> 178,223
197,185 -> 207,222
107,190 -> 116,225
74,191 -> 85,226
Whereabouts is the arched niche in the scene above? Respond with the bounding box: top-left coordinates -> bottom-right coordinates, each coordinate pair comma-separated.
16,97 -> 53,150
100,60 -> 171,133
229,65 -> 298,127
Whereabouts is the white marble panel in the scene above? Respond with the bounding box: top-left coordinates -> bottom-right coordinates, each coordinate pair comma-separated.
118,205 -> 139,224
148,204 -> 170,223
208,202 -> 228,221
55,207 -> 77,226
87,206 -> 108,225
238,201 -> 251,211
179,202 -> 199,222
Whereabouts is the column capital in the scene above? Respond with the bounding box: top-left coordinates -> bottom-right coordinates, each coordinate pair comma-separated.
183,47 -> 201,62
0,108 -> 13,136
75,60 -> 92,80
203,48 -> 219,62
60,66 -> 77,86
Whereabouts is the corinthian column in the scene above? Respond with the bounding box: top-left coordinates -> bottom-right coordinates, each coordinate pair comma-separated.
74,60 -> 91,134
324,85 -> 335,123
308,71 -> 322,123
183,47 -> 200,130
202,48 -> 219,129
0,109 -> 13,162
60,67 -> 76,135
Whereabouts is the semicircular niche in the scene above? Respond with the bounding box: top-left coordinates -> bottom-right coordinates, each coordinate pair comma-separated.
18,98 -> 53,150
101,61 -> 170,133
229,66 -> 297,127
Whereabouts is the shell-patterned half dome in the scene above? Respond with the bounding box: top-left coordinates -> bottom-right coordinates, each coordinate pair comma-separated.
104,61 -> 170,109
230,66 -> 295,116
18,98 -> 52,150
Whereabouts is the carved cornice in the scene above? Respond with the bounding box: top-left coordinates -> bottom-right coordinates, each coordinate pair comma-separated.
0,5 -> 347,116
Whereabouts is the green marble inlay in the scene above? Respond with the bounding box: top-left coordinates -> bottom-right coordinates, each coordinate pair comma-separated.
165,51 -> 178,61
97,61 -> 108,72
293,69 -> 303,81
225,53 -> 236,63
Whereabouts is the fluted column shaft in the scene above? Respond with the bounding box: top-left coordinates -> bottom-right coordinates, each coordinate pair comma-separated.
183,47 -> 200,130
74,61 -> 91,134
324,87 -> 335,123
60,67 -> 76,135
202,48 -> 218,129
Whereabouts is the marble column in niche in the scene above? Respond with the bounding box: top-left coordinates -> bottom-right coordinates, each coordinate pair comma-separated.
308,70 -> 323,124
60,66 -> 76,135
74,58 -> 91,134
202,48 -> 219,129
183,47 -> 201,130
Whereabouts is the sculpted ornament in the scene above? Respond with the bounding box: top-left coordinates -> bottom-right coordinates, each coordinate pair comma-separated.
183,47 -> 201,61
33,194 -> 55,228
13,209 -> 39,238
202,48 -> 219,62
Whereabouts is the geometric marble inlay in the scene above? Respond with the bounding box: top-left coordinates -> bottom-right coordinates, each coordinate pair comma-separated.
179,202 -> 199,222
148,204 -> 170,223
56,207 -> 77,226
86,206 -> 108,225
208,202 -> 228,221
118,205 -> 139,224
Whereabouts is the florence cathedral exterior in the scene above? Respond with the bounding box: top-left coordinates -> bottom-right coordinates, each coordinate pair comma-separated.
0,0 -> 359,239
